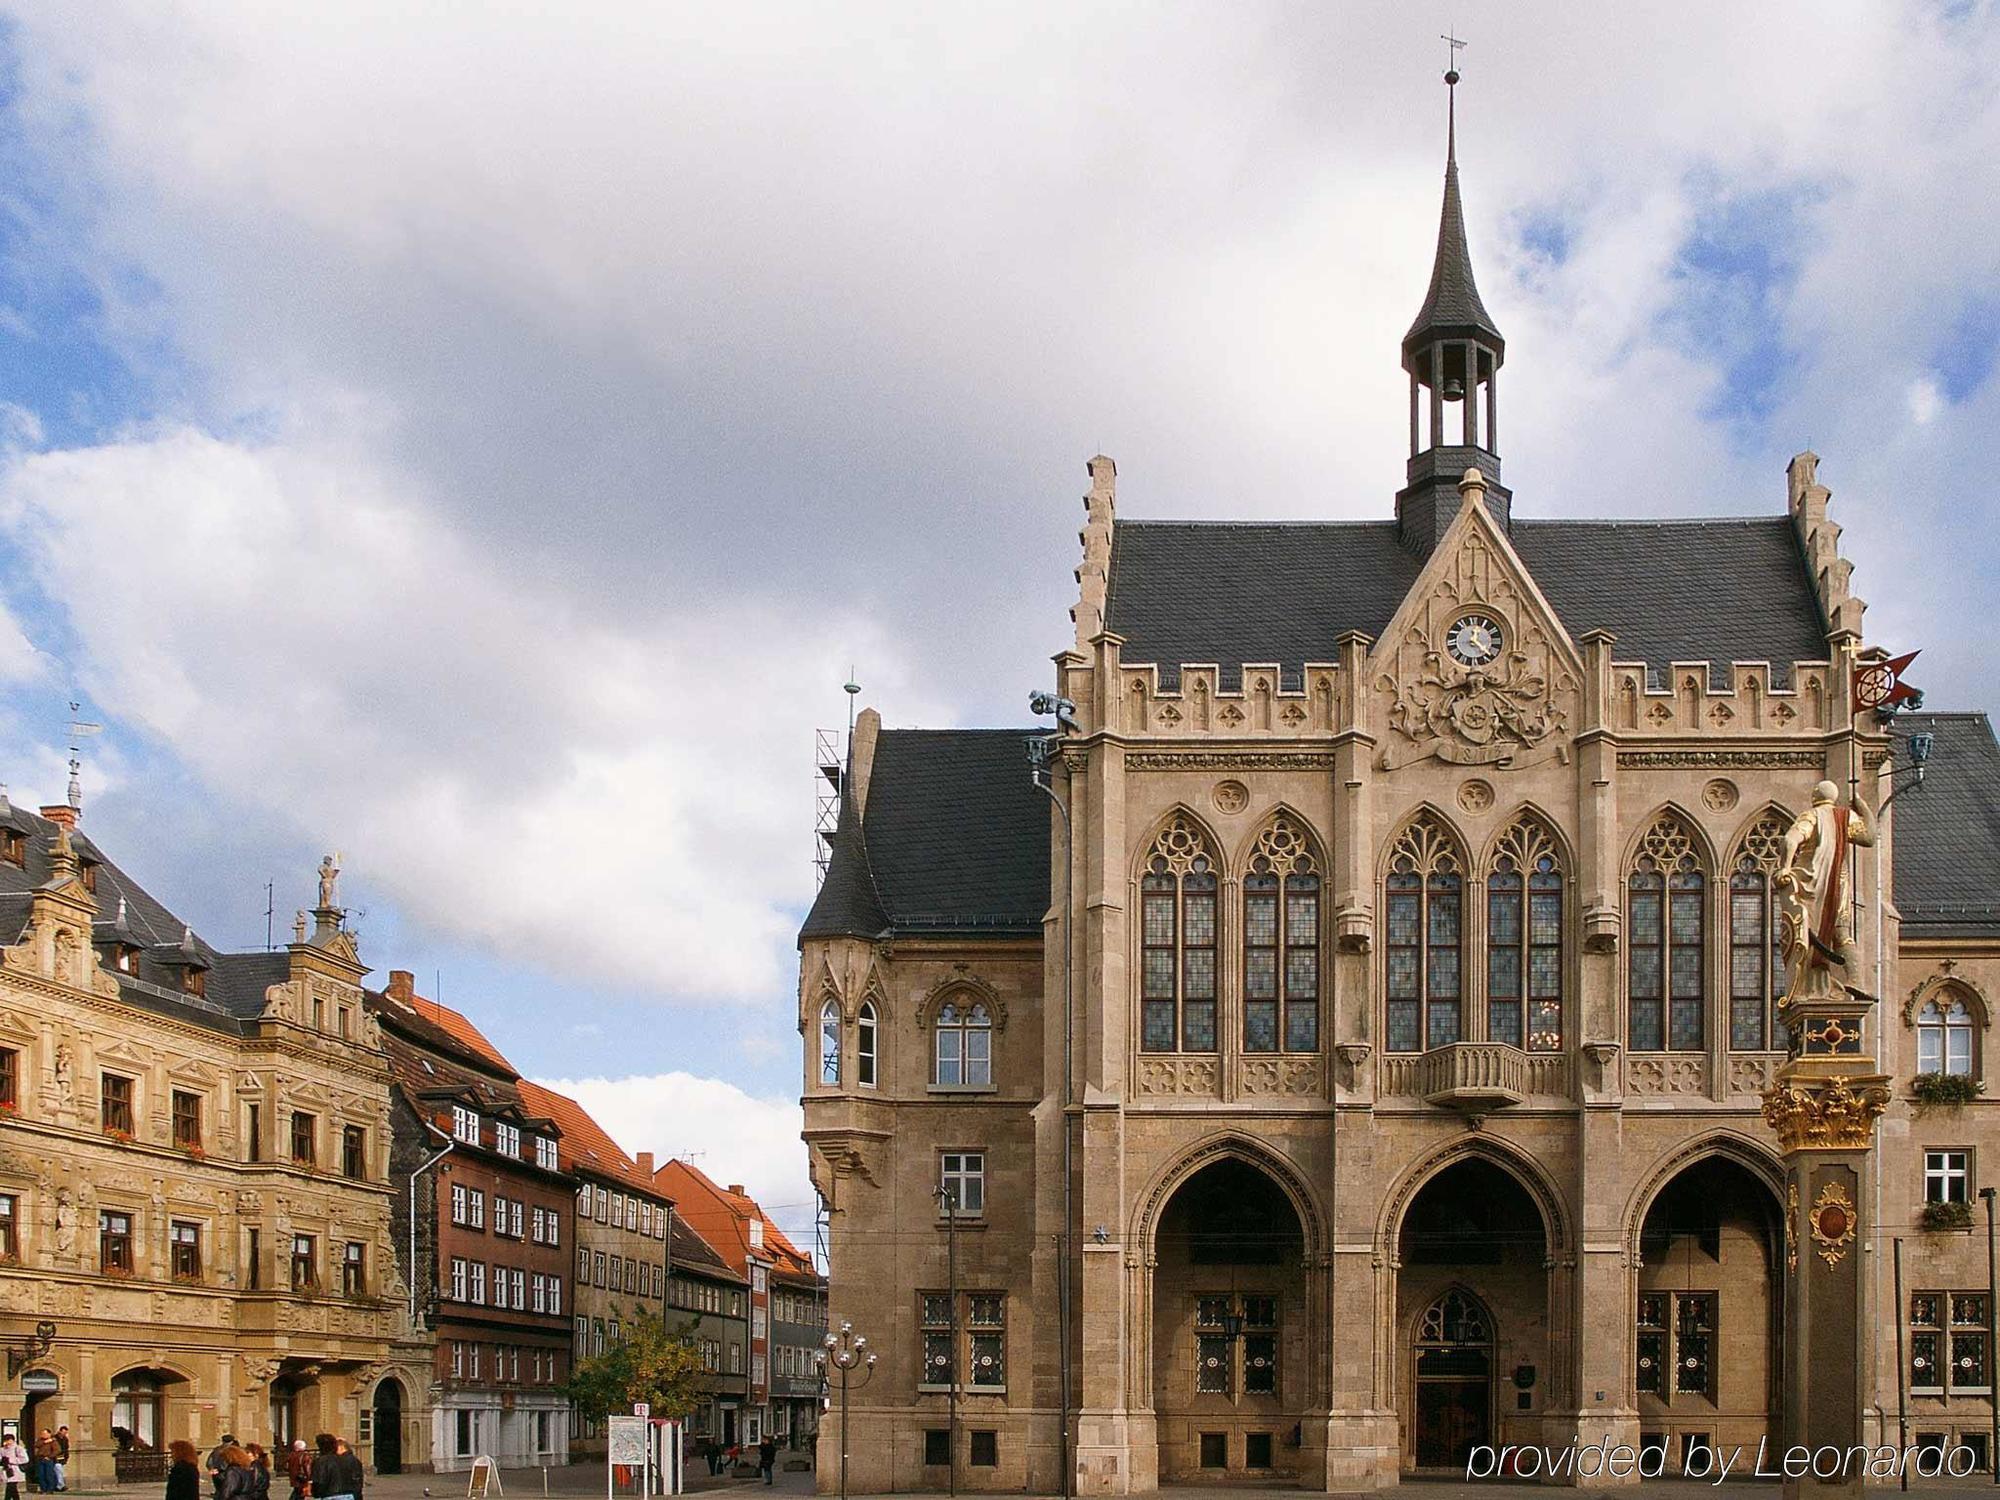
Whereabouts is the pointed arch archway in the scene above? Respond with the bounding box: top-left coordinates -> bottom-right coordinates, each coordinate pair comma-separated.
1623,1134 -> 1786,1467
1133,1135 -> 1328,1486
1379,1139 -> 1573,1473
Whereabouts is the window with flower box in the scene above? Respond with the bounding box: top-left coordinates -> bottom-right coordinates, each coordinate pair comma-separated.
101,1073 -> 134,1136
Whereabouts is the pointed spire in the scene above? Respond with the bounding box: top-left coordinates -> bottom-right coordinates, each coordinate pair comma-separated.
1402,67 -> 1504,359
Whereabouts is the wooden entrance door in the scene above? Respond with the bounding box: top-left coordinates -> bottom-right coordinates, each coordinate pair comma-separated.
1414,1378 -> 1490,1467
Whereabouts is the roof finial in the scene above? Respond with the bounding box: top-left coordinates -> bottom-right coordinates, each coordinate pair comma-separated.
64,700 -> 101,819
1442,32 -> 1466,159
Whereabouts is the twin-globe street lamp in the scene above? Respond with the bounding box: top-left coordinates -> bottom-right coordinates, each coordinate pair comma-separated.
824,1320 -> 877,1500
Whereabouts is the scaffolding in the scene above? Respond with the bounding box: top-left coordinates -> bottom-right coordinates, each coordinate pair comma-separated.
814,728 -> 843,887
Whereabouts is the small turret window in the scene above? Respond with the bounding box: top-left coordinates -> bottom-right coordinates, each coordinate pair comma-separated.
819,1000 -> 841,1087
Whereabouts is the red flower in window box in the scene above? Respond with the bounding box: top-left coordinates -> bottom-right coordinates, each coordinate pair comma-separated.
0,1099 -> 19,1118
104,1127 -> 133,1144
181,1143 -> 206,1161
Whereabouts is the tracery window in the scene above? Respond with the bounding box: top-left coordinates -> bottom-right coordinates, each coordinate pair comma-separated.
1628,814 -> 1706,1052
1917,995 -> 1977,1078
933,1000 -> 993,1087
1729,813 -> 1790,1052
1140,816 -> 1218,1053
856,1001 -> 878,1089
1385,815 -> 1464,1053
818,1000 -> 841,1087
1486,818 -> 1563,1051
1243,817 -> 1320,1053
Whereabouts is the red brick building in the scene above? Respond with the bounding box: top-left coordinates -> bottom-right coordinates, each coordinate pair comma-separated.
375,974 -> 573,1470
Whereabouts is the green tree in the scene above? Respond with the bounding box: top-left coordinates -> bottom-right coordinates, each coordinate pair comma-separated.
563,1312 -> 710,1421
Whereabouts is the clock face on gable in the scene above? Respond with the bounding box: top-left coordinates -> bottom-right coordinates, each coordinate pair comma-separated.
1445,612 -> 1504,668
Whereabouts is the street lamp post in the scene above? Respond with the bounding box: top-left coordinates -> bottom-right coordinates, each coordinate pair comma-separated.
823,1321 -> 876,1500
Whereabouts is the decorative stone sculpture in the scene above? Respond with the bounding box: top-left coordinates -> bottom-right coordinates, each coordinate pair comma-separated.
1774,778 -> 1874,998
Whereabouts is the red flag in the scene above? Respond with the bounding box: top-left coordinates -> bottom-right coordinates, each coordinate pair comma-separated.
1852,649 -> 1921,714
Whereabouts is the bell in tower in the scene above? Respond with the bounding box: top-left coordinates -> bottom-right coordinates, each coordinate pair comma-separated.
1396,61 -> 1510,555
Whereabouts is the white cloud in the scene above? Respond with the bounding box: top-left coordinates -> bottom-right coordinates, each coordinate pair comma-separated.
0,425 -> 944,1002
539,1070 -> 813,1247
0,599 -> 44,687
0,0 -> 1996,1034
1907,377 -> 1943,427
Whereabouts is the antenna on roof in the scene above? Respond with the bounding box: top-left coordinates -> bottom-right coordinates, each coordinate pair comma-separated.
64,700 -> 102,818
813,673 -> 864,890
265,881 -> 275,952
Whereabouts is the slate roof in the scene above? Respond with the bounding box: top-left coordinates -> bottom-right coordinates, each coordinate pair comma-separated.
668,1210 -> 740,1282
1102,516 -> 1829,692
0,799 -> 299,1033
1403,114 -> 1504,355
1892,712 -> 2000,938
800,729 -> 1049,941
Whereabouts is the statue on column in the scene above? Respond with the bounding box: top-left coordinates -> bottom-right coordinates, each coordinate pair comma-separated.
1775,778 -> 1873,995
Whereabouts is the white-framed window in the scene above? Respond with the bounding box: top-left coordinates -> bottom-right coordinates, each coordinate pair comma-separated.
549,1277 -> 561,1315
1919,999 -> 1978,1078
1926,1149 -> 1972,1204
451,1184 -> 469,1225
532,1272 -> 547,1313
753,1264 -> 767,1292
857,1001 -> 878,1088
549,1211 -> 560,1247
940,1151 -> 985,1216
595,1186 -> 609,1222
512,1267 -> 527,1309
532,1206 -> 547,1243
452,1105 -> 480,1145
451,1341 -> 466,1379
510,1199 -> 524,1237
933,1002 -> 993,1088
820,1000 -> 841,1086
495,1122 -> 521,1158
639,1202 -> 652,1235
469,1261 -> 487,1304
535,1135 -> 559,1171
450,1257 -> 468,1301
468,1189 -> 485,1230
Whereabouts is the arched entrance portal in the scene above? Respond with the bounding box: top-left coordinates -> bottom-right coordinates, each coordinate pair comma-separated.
1395,1159 -> 1549,1472
1150,1158 -> 1309,1484
1634,1154 -> 1782,1468
372,1378 -> 405,1475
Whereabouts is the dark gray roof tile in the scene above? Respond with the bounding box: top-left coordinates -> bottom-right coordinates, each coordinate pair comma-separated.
1892,712 -> 2000,936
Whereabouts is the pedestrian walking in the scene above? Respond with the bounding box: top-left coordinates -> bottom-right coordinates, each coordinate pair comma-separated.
326,1440 -> 362,1500
50,1430 -> 66,1494
166,1443 -> 201,1500
757,1438 -> 776,1486
244,1446 -> 271,1500
2,1430 -> 30,1500
214,1447 -> 252,1500
306,1438 -> 340,1500
283,1441 -> 311,1500
31,1431 -> 54,1494
205,1437 -> 237,1499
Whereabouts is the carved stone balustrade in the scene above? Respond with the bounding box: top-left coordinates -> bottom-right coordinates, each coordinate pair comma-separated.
1415,1042 -> 1529,1110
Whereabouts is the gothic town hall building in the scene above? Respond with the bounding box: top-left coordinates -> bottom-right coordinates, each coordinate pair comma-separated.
799,92 -> 2000,1493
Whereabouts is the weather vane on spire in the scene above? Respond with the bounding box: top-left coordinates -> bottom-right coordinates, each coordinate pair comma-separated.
1441,30 -> 1467,85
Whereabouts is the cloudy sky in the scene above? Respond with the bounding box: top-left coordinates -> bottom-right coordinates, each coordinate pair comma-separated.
0,3 -> 1996,1238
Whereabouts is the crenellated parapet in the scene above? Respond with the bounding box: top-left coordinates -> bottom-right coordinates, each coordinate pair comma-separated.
1606,658 -> 1837,738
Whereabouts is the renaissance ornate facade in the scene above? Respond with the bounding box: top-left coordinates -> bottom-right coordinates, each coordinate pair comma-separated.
799,81 -> 2000,1493
0,806 -> 427,1484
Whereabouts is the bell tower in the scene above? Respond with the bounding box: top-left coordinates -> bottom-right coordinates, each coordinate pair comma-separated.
1397,60 -> 1509,554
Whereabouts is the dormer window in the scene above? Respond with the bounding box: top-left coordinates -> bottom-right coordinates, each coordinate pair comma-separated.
79,860 -> 98,895
182,966 -> 207,998
115,945 -> 141,974
0,829 -> 22,867
452,1105 -> 481,1145
494,1122 -> 521,1158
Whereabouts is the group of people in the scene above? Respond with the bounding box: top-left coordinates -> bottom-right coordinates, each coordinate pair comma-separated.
0,1426 -> 70,1497
166,1434 -> 364,1500
693,1436 -> 779,1484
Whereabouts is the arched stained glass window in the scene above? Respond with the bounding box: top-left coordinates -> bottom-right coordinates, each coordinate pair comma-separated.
1244,817 -> 1320,1053
1487,818 -> 1563,1051
1385,815 -> 1464,1053
1629,814 -> 1706,1052
1140,817 -> 1218,1053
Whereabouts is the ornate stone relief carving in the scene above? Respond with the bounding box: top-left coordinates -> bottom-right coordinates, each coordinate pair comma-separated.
1238,1056 -> 1321,1097
1727,1054 -> 1777,1097
1457,779 -> 1494,813
1374,530 -> 1576,772
1618,750 -> 1825,770
1134,1056 -> 1219,1097
1211,780 -> 1249,814
1702,778 -> 1739,812
1127,752 -> 1339,772
1761,1074 -> 1891,1151
1626,1054 -> 1705,1095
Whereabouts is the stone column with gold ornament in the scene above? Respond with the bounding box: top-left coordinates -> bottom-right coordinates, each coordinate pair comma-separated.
1760,781 -> 1890,1500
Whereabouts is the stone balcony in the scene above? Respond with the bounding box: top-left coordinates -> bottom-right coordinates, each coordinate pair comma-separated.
1411,1041 -> 1530,1110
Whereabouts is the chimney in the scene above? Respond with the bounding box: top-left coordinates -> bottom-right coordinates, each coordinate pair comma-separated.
727,1184 -> 745,1196
40,805 -> 77,830
386,969 -> 415,1003
636,1151 -> 654,1176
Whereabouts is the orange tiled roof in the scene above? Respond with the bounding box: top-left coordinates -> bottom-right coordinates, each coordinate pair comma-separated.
654,1157 -> 814,1277
517,1079 -> 665,1199
413,993 -> 517,1073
